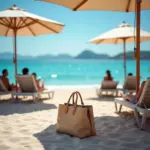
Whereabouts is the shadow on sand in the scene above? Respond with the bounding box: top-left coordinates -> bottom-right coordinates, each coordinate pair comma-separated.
34,115 -> 150,150
85,97 -> 115,102
0,102 -> 57,116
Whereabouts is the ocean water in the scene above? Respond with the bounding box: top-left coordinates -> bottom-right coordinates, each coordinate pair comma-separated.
0,59 -> 150,85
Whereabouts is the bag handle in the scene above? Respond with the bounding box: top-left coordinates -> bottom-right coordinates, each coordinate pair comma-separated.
74,91 -> 84,105
66,91 -> 76,105
65,92 -> 78,113
72,91 -> 84,115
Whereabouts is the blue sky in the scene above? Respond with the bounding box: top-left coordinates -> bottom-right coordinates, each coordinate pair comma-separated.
0,0 -> 150,56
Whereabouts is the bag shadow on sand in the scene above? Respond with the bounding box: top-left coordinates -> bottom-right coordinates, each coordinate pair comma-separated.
34,115 -> 150,150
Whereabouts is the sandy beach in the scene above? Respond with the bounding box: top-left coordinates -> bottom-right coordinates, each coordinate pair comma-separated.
0,87 -> 150,150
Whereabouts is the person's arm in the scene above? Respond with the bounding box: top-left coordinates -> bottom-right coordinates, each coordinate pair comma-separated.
7,78 -> 12,91
104,77 -> 107,81
41,80 -> 44,88
36,80 -> 41,90
120,93 -> 132,101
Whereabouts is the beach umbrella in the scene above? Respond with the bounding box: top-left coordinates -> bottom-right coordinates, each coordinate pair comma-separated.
39,0 -> 150,93
0,5 -> 64,85
39,0 -> 150,11
89,21 -> 150,79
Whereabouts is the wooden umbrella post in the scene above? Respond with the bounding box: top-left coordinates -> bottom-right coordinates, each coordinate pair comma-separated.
13,29 -> 18,92
13,17 -> 18,91
136,0 -> 141,94
14,29 -> 17,77
123,39 -> 126,80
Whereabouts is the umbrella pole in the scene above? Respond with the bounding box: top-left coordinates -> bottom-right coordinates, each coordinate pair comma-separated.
136,0 -> 141,94
13,29 -> 17,90
123,39 -> 126,80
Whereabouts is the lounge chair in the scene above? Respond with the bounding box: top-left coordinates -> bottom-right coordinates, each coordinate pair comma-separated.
96,81 -> 119,97
119,76 -> 136,94
114,78 -> 150,130
12,75 -> 54,102
0,79 -> 12,100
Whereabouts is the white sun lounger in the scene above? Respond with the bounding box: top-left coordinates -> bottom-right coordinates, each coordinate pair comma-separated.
97,76 -> 137,97
96,81 -> 119,97
0,79 -> 12,100
12,75 -> 54,102
114,78 -> 150,130
119,76 -> 136,94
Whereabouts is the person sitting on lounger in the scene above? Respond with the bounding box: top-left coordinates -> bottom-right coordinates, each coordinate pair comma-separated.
121,81 -> 146,104
104,70 -> 113,81
32,73 -> 45,91
128,73 -> 133,76
0,69 -> 18,91
0,69 -> 12,91
22,67 -> 29,75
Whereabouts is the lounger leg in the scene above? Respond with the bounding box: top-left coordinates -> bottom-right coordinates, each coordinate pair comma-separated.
134,108 -> 140,128
11,95 -> 19,103
37,93 -> 41,99
48,91 -> 54,99
48,93 -> 51,99
97,89 -> 102,97
141,113 -> 147,130
106,91 -> 108,95
33,96 -> 36,103
114,102 -> 118,112
96,88 -> 99,96
97,89 -> 101,97
119,105 -> 122,113
123,90 -> 127,94
50,91 -> 54,99
116,90 -> 118,97
12,94 -> 15,101
100,90 -> 102,97
11,94 -> 13,101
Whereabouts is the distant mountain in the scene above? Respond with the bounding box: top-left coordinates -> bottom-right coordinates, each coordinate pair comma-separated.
35,54 -> 73,59
75,50 -> 109,59
0,52 -> 73,60
0,52 -> 33,60
113,51 -> 150,59
0,52 -> 13,59
0,50 -> 150,60
35,54 -> 54,59
55,54 -> 73,59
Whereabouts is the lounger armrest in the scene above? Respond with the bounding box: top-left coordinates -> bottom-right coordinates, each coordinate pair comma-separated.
38,90 -> 54,94
12,92 -> 37,96
114,98 -> 136,109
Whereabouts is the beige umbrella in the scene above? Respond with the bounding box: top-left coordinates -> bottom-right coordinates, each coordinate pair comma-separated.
0,5 -> 64,85
39,0 -> 149,11
89,21 -> 150,79
39,0 -> 150,93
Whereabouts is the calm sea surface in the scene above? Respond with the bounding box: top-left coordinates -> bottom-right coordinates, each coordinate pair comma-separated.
0,59 -> 150,85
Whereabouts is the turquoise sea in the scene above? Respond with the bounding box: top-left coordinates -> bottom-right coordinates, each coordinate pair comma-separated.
0,59 -> 150,85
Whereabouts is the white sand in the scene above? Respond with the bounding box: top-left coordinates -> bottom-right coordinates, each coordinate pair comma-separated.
0,87 -> 150,150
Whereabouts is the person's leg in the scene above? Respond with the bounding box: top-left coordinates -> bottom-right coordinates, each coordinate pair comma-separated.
130,95 -> 137,104
120,93 -> 132,101
41,80 -> 48,90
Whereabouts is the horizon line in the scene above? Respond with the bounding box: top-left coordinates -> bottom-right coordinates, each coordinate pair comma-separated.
0,49 -> 150,57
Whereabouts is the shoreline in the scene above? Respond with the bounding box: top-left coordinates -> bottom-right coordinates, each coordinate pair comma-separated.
46,84 -> 123,89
